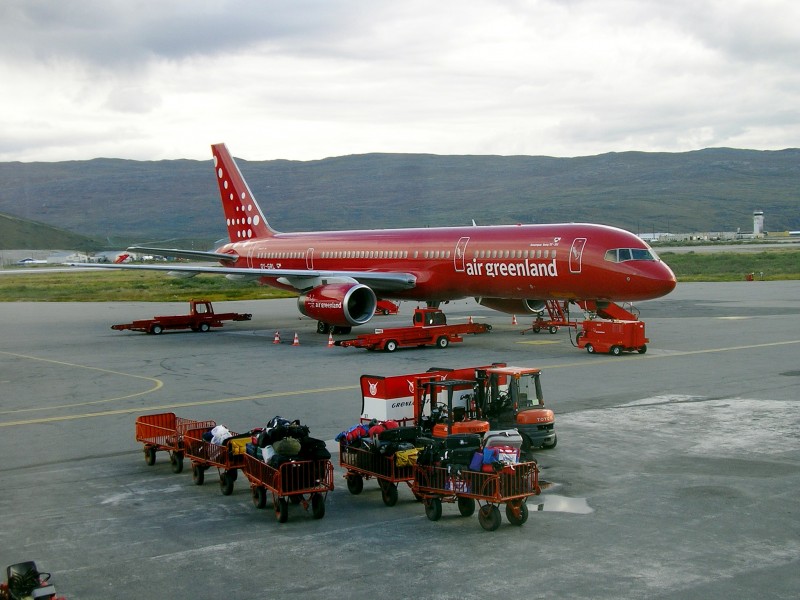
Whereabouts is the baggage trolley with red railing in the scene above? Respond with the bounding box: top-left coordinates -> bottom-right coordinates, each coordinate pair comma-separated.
242,453 -> 334,523
339,437 -> 418,506
135,412 -> 216,474
411,461 -> 541,531
182,425 -> 249,495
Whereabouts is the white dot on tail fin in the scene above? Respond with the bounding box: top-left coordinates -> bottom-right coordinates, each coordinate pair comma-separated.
253,215 -> 260,226
224,180 -> 228,189
218,168 -> 223,178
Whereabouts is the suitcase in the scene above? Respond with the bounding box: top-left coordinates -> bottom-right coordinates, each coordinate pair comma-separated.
444,433 -> 482,449
444,447 -> 478,465
377,426 -> 420,443
483,429 -> 524,449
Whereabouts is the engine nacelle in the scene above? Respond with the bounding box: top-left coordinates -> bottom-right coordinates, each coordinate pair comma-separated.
298,283 -> 377,327
475,297 -> 546,315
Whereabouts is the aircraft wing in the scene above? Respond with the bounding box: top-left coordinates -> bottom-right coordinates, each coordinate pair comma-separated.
69,262 -> 417,292
127,246 -> 238,262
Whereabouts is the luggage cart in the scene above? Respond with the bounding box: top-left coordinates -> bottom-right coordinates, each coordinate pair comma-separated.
135,412 -> 216,474
411,461 -> 541,531
182,426 -> 248,495
242,453 -> 334,523
339,438 -> 417,507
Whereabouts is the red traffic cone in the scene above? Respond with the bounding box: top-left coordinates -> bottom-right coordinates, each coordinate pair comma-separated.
292,332 -> 300,346
512,314 -> 518,325
273,331 -> 281,344
327,332 -> 334,347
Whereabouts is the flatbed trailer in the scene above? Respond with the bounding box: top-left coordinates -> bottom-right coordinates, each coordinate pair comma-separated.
335,307 -> 491,352
135,412 -> 216,473
111,299 -> 251,335
242,453 -> 334,523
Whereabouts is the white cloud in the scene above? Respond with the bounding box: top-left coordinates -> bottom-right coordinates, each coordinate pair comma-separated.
0,0 -> 798,161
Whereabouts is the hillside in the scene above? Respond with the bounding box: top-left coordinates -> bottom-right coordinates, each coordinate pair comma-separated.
0,148 -> 797,245
0,211 -> 101,250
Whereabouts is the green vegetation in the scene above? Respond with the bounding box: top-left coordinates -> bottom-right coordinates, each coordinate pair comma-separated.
660,249 -> 800,282
0,270 -> 295,302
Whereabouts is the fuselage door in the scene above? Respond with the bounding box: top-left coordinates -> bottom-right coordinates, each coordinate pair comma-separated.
454,237 -> 470,272
306,248 -> 314,270
569,238 -> 587,274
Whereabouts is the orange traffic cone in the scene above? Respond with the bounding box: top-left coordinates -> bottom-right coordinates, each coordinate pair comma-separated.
327,332 -> 334,348
512,314 -> 518,325
292,332 -> 300,346
273,331 -> 281,344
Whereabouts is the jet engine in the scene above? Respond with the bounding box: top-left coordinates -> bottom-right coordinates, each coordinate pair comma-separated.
475,297 -> 547,315
298,283 -> 377,327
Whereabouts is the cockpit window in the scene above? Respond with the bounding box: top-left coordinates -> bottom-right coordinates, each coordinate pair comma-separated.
604,248 -> 657,263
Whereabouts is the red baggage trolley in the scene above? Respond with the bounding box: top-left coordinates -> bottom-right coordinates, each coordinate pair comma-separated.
412,461 -> 541,531
135,412 -> 216,474
339,436 -> 418,506
183,426 -> 249,495
243,453 -> 334,523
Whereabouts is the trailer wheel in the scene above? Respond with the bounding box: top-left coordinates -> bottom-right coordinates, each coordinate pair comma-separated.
638,345 -> 648,354
311,493 -> 326,519
384,340 -> 398,353
610,345 -> 622,356
170,451 -> 184,473
150,324 -> 163,335
144,446 -> 156,466
199,322 -> 210,332
252,486 -> 267,509
532,326 -> 541,333
585,343 -> 595,354
549,326 -> 559,334
436,336 -> 449,349
478,504 -> 502,531
346,474 -> 364,495
274,497 -> 289,523
425,497 -> 442,521
381,483 -> 399,507
192,464 -> 205,485
220,471 -> 235,496
458,496 -> 476,517
506,500 -> 529,526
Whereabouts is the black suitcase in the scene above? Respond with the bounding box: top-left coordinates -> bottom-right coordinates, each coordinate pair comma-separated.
444,433 -> 482,449
377,426 -> 420,443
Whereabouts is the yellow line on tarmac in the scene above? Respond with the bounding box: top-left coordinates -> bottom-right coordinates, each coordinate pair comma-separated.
0,385 -> 359,427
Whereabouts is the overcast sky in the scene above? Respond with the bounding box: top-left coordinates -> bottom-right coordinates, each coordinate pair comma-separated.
1,0 -> 798,162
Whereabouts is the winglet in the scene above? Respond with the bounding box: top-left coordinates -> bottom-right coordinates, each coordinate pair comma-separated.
211,143 -> 276,241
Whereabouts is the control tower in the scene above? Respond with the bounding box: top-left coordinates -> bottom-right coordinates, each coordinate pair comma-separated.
753,210 -> 764,237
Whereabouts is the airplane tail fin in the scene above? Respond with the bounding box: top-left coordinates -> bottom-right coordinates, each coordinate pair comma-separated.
211,143 -> 276,241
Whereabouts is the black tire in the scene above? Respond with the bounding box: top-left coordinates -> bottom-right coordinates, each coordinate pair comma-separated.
506,500 -> 529,526
317,321 -> 330,334
170,451 -> 184,473
549,326 -> 558,334
346,474 -> 364,495
381,483 -> 399,507
457,496 -> 476,517
275,497 -> 289,523
311,493 -> 326,519
220,471 -> 235,496
144,446 -> 156,466
586,343 -> 595,354
543,434 -> 558,449
425,497 -> 443,521
532,326 -> 541,333
199,322 -> 210,332
252,486 -> 267,509
436,336 -> 449,349
192,464 -> 205,485
478,504 -> 502,531
638,345 -> 648,354
150,324 -> 163,335
384,339 -> 398,353
610,345 -> 622,356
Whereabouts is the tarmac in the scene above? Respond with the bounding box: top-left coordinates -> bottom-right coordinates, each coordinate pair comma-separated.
1,281 -> 798,600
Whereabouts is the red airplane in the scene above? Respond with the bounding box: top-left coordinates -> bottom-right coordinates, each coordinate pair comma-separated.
104,143 -> 676,333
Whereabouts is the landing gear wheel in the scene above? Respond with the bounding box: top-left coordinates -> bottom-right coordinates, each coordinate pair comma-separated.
384,340 -> 398,353
170,451 -> 184,473
425,497 -> 443,521
144,446 -> 156,466
586,343 -> 595,354
505,500 -> 529,526
274,497 -> 289,523
192,464 -> 205,485
252,486 -> 267,509
638,345 -> 648,354
610,345 -> 622,356
199,322 -> 210,332
346,474 -> 364,495
317,321 -> 330,334
478,504 -> 502,531
220,470 -> 236,496
311,493 -> 326,519
457,496 -> 476,517
381,483 -> 399,507
436,336 -> 449,349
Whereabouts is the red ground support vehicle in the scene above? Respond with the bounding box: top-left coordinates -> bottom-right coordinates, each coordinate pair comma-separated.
576,319 -> 648,355
1,561 -> 63,600
135,412 -> 216,474
182,425 -> 250,495
111,299 -> 251,335
335,307 -> 491,352
242,454 -> 334,523
375,299 -> 400,315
